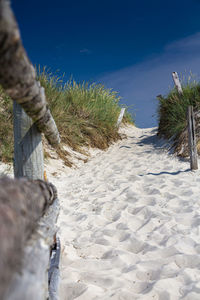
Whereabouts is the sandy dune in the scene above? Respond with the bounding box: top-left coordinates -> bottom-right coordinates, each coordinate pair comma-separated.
2,125 -> 200,299
46,125 -> 200,300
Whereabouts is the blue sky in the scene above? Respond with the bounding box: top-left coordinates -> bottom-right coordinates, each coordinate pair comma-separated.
12,0 -> 200,127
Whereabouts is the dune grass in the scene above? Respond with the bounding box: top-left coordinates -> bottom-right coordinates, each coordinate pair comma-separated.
0,86 -> 13,163
38,68 -> 133,157
157,76 -> 200,140
0,68 -> 133,164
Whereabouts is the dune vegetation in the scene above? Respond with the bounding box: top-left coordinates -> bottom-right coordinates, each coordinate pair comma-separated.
0,86 -> 13,163
157,75 -> 200,141
0,68 -> 133,164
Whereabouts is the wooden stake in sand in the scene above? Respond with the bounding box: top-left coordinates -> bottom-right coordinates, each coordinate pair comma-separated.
0,0 -> 60,179
13,102 -> 44,180
117,108 -> 126,128
172,72 -> 198,171
172,72 -> 183,95
187,106 -> 198,170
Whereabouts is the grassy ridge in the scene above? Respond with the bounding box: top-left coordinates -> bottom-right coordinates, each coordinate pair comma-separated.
157,78 -> 200,140
0,68 -> 133,164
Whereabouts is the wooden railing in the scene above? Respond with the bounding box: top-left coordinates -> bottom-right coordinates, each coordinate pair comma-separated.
0,0 -> 60,181
0,177 -> 58,299
0,1 -> 61,299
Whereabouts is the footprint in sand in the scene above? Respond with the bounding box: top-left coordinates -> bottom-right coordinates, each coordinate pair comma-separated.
79,272 -> 114,288
131,281 -> 150,293
102,204 -> 122,222
108,289 -> 138,300
115,231 -> 131,242
76,244 -> 109,260
136,217 -> 158,234
101,229 -> 116,237
116,222 -> 129,230
119,236 -> 146,254
172,179 -> 184,186
126,217 -> 145,231
95,238 -> 110,246
136,268 -> 161,281
175,254 -> 200,268
127,206 -> 154,219
101,249 -> 125,259
127,175 -> 141,182
60,282 -> 87,300
180,189 -> 194,197
122,265 -> 136,273
143,187 -> 161,195
163,192 -> 176,200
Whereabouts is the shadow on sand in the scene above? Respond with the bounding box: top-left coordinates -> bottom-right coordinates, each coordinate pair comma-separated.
133,129 -> 166,150
139,169 -> 191,177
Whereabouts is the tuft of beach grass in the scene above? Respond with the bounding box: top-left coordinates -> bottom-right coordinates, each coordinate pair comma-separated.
0,67 -> 134,165
157,74 -> 200,140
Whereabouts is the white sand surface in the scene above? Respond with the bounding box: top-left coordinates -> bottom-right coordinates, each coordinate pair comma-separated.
1,125 -> 200,299
0,162 -> 13,176
48,125 -> 200,300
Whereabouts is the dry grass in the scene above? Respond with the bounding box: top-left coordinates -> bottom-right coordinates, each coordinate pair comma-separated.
0,68 -> 134,165
157,75 -> 200,156
0,87 -> 13,163
157,76 -> 200,139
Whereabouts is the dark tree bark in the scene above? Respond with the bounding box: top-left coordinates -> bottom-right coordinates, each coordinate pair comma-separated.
0,0 -> 60,146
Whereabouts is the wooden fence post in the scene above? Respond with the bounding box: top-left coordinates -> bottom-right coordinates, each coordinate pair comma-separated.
13,102 -> 44,180
117,108 -> 126,128
0,0 -> 60,147
187,105 -> 198,170
172,72 -> 198,170
172,72 -> 183,95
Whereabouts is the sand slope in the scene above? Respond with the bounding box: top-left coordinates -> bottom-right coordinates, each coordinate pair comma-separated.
49,126 -> 200,300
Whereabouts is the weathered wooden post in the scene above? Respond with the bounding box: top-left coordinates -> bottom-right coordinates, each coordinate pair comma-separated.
13,102 -> 44,180
0,176 -> 58,299
117,108 -> 126,128
172,71 -> 183,95
187,106 -> 198,170
0,0 -> 60,179
172,72 -> 198,170
0,2 -> 61,298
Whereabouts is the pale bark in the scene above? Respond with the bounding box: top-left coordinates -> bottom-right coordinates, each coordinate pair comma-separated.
0,0 -> 60,146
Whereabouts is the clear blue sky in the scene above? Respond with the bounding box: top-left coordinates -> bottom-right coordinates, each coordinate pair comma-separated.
12,0 -> 200,127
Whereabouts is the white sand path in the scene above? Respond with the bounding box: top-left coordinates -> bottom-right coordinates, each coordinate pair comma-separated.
48,126 -> 200,299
